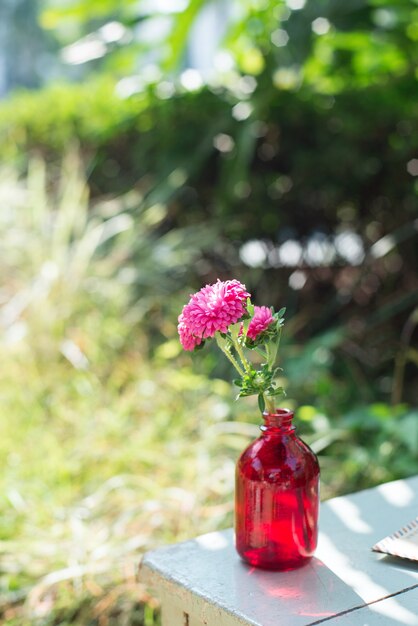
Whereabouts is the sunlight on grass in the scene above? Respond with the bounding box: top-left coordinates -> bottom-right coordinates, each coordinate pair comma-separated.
0,157 -> 252,625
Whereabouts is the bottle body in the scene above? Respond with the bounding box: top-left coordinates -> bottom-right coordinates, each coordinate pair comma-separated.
235,408 -> 320,570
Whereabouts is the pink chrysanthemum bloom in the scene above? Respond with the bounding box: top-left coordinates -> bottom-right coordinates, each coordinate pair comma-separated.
247,306 -> 274,340
178,279 -> 250,350
177,315 -> 203,351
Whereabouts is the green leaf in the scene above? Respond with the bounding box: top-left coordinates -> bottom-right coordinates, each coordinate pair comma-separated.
229,322 -> 241,340
398,412 -> 418,455
162,0 -> 206,72
258,393 -> 265,414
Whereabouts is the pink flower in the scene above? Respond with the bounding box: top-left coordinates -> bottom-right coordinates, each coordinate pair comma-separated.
247,306 -> 274,340
177,315 -> 203,351
178,279 -> 250,350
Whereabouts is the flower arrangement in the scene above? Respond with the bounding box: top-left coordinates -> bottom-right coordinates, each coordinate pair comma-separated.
178,279 -> 286,415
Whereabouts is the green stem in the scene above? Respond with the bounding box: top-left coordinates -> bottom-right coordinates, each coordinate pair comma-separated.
267,327 -> 282,369
275,327 -> 282,361
215,335 -> 245,376
255,347 -> 268,360
265,343 -> 271,368
233,338 -> 252,373
264,393 -> 275,414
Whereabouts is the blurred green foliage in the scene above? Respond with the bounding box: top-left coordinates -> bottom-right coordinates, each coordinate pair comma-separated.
0,0 -> 418,624
1,75 -> 417,411
0,157 -> 234,624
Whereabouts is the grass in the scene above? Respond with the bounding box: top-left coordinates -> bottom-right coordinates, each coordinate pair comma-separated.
0,156 -> 417,625
0,349 -> 242,624
0,155 -> 258,625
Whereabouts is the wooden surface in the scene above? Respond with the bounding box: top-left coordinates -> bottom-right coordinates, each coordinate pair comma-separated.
140,475 -> 418,625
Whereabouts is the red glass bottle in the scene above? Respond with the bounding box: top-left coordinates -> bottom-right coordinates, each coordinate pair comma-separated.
235,408 -> 320,570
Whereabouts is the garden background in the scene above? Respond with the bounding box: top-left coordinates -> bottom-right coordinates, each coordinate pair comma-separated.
0,0 -> 417,624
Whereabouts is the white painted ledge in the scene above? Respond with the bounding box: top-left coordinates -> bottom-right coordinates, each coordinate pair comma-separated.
140,475 -> 418,626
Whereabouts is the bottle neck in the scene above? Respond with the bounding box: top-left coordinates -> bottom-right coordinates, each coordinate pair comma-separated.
260,408 -> 295,435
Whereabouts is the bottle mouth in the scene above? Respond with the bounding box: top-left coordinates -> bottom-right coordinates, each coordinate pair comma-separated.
263,407 -> 294,418
261,407 -> 295,431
